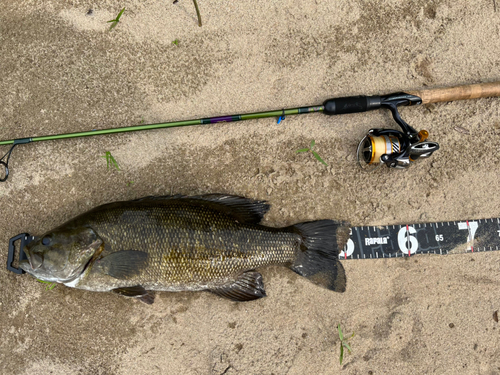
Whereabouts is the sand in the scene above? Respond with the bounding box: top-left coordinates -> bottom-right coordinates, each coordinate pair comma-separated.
1,0 -> 500,374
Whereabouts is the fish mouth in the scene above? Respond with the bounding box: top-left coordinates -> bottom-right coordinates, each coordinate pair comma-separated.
22,243 -> 43,271
19,259 -> 30,272
21,238 -> 38,269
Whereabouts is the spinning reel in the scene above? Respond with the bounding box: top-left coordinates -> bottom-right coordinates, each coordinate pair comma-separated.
355,93 -> 440,170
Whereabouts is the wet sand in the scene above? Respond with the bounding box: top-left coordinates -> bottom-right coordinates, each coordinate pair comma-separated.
1,1 -> 499,374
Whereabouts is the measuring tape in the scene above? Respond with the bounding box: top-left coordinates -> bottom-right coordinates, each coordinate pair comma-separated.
339,217 -> 500,259
5,217 -> 500,274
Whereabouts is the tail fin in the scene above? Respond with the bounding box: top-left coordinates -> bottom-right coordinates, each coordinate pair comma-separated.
289,220 -> 349,293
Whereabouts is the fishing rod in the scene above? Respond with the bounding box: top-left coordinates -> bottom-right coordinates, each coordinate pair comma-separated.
1,81 -> 500,181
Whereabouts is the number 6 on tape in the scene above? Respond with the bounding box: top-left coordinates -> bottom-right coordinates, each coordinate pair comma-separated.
397,226 -> 418,255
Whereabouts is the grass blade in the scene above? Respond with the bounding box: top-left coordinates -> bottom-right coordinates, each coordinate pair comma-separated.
296,148 -> 309,153
116,7 -> 125,21
108,8 -> 125,30
344,343 -> 352,353
109,154 -> 120,171
36,279 -> 57,290
338,324 -> 344,341
312,151 -> 327,166
102,152 -> 120,170
192,0 -> 202,27
310,139 -> 315,148
339,344 -> 344,365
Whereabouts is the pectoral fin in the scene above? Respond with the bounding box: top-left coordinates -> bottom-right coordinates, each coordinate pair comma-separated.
96,250 -> 148,279
209,271 -> 266,302
112,286 -> 155,305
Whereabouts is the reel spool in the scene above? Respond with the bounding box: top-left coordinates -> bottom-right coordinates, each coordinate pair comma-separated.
356,93 -> 440,170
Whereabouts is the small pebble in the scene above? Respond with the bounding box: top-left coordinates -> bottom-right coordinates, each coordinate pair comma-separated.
454,126 -> 470,135
494,311 -> 498,323
424,103 -> 436,112
449,323 -> 455,328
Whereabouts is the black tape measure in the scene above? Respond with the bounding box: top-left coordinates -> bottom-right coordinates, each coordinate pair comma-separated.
340,217 -> 500,259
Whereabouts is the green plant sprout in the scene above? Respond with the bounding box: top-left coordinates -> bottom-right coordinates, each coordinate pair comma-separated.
172,39 -> 179,46
107,7 -> 125,30
296,140 -> 328,166
127,181 -> 135,186
36,279 -> 57,291
338,324 -> 355,365
192,0 -> 202,27
173,0 -> 202,27
101,151 -> 120,171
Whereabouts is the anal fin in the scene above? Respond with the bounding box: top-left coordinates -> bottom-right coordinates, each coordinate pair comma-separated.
112,286 -> 155,305
209,271 -> 266,302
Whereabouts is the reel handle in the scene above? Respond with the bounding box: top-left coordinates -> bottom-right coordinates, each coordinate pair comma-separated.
409,141 -> 440,158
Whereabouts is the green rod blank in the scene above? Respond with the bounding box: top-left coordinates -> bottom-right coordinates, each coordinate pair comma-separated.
0,106 -> 324,146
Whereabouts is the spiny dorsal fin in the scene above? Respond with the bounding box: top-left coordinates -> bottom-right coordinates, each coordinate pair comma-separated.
116,194 -> 270,224
96,250 -> 148,279
209,271 -> 266,302
131,194 -> 185,202
112,286 -> 155,304
186,194 -> 270,225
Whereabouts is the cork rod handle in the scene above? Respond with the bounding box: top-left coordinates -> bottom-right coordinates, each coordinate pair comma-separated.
407,81 -> 500,104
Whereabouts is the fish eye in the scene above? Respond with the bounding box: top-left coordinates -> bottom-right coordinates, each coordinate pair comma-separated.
42,236 -> 51,246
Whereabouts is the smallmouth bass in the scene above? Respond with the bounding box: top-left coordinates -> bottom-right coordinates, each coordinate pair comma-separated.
20,195 -> 348,304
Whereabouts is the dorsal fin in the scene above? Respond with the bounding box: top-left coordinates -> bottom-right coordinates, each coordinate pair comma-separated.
131,194 -> 185,202
130,194 -> 270,225
186,194 -> 270,224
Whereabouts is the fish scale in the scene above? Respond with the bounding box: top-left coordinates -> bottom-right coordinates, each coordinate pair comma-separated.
71,200 -> 298,290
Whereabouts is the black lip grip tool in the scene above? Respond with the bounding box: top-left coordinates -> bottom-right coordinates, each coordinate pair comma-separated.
7,233 -> 33,274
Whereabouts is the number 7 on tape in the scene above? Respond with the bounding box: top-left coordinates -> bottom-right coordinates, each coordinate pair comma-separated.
458,221 -> 478,251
